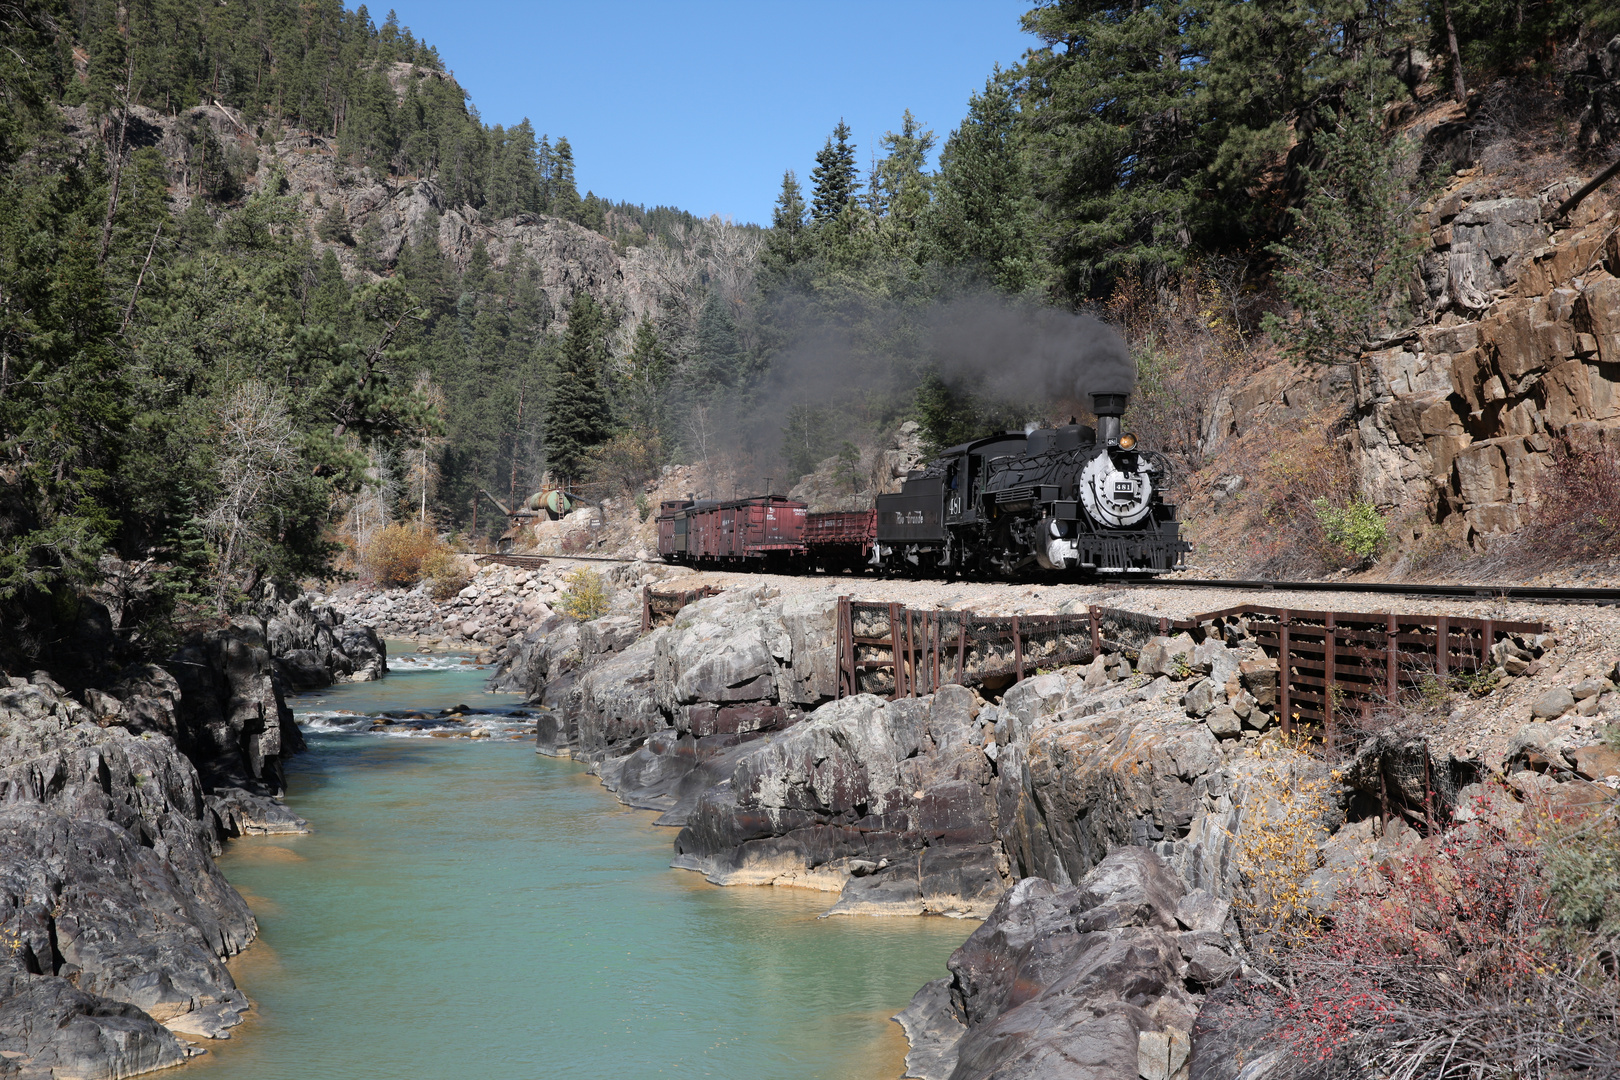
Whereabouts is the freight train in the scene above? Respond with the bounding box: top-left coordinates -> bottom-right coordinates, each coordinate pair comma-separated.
655,392 -> 1189,580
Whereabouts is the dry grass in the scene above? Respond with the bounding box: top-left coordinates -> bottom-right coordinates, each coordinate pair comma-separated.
1178,411 -> 1372,578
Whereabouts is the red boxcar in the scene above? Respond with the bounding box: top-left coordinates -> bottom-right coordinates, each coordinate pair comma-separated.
656,496 -> 807,564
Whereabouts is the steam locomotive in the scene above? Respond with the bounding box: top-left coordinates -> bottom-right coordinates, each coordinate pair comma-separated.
655,392 -> 1189,580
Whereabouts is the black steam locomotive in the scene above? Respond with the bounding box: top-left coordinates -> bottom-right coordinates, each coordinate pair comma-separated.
870,392 -> 1188,577
656,392 -> 1189,579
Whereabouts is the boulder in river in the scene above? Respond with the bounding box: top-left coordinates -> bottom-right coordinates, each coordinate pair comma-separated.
673,686 -> 1007,916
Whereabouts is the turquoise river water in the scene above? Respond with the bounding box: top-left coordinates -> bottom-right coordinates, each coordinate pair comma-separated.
189,647 -> 970,1080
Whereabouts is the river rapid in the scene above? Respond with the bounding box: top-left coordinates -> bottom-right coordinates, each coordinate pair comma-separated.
191,647 -> 968,1080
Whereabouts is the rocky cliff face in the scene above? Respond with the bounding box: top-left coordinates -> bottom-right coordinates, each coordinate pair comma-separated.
0,675 -> 254,1076
1196,48 -> 1620,557
895,849 -> 1231,1080
1353,181 -> 1620,544
266,146 -> 670,332
69,93 -> 704,343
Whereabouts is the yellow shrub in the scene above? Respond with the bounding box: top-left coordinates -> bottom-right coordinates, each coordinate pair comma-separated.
1230,754 -> 1335,957
555,567 -> 609,621
363,524 -> 462,592
420,547 -> 471,601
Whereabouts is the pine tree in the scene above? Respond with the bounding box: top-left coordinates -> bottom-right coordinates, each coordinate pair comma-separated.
545,292 -> 610,484
550,136 -> 582,223
931,77 -> 1041,293
487,119 -> 542,219
691,290 -> 742,392
809,120 -> 857,222
317,200 -> 352,243
1267,96 -> 1424,364
761,169 -> 809,273
870,110 -> 935,221
623,316 -> 668,435
86,14 -> 128,122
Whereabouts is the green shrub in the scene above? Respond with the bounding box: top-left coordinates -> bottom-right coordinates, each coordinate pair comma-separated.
556,568 -> 609,621
1540,800 -> 1620,946
1312,497 -> 1387,561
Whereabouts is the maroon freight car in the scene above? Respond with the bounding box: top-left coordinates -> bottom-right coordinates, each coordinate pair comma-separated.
655,495 -> 808,566
803,508 -> 877,570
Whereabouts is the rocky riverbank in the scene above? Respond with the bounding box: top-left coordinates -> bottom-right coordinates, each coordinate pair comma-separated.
497,581 -> 1618,1075
319,557 -> 687,655
0,593 -> 385,1077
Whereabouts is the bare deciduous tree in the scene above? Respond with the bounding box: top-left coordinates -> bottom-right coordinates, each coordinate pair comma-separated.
205,381 -> 300,611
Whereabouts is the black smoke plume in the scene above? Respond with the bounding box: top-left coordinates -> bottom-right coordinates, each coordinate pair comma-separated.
928,295 -> 1136,404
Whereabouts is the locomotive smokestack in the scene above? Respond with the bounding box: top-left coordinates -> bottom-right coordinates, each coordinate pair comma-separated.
1091,392 -> 1128,446
1090,392 -> 1128,417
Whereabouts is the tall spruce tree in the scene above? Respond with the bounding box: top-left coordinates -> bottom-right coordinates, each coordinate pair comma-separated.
545,292 -> 610,484
932,77 -> 1042,293
623,316 -> 669,436
691,290 -> 743,392
809,120 -> 858,222
761,169 -> 809,274
549,136 -> 582,222
870,110 -> 935,222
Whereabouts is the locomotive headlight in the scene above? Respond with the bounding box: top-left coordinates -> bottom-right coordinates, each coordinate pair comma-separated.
1118,432 -> 1137,450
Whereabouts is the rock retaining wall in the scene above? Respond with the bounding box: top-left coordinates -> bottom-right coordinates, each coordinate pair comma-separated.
530,585 -> 1618,942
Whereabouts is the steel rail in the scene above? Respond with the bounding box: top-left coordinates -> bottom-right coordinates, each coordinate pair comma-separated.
1116,576 -> 1620,604
458,551 -> 640,564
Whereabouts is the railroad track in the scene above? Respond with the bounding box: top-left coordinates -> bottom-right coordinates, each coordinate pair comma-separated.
1121,577 -> 1620,604
462,552 -> 640,567
461,552 -> 1620,604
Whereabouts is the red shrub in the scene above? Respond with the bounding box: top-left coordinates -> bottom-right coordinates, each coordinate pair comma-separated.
1239,790 -> 1620,1078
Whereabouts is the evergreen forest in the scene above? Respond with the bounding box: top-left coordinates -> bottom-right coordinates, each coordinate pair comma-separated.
2,0 -> 1617,661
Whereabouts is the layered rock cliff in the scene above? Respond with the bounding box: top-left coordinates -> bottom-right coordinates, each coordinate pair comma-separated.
1353,181 -> 1620,544
1194,45 -> 1620,562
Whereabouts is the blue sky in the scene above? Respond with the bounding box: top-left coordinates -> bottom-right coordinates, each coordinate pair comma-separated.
388,1 -> 1038,225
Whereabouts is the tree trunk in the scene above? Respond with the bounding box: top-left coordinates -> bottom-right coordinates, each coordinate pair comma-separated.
1442,0 -> 1468,105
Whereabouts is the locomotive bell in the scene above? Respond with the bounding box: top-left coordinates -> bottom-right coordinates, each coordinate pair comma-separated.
1090,392 -> 1128,446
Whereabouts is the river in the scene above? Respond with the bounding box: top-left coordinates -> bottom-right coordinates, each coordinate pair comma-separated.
190,647 -> 969,1080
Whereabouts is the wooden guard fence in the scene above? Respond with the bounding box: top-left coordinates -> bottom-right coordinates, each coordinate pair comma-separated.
1227,606 -> 1547,735
832,596 -> 1546,737
835,599 -> 1146,701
